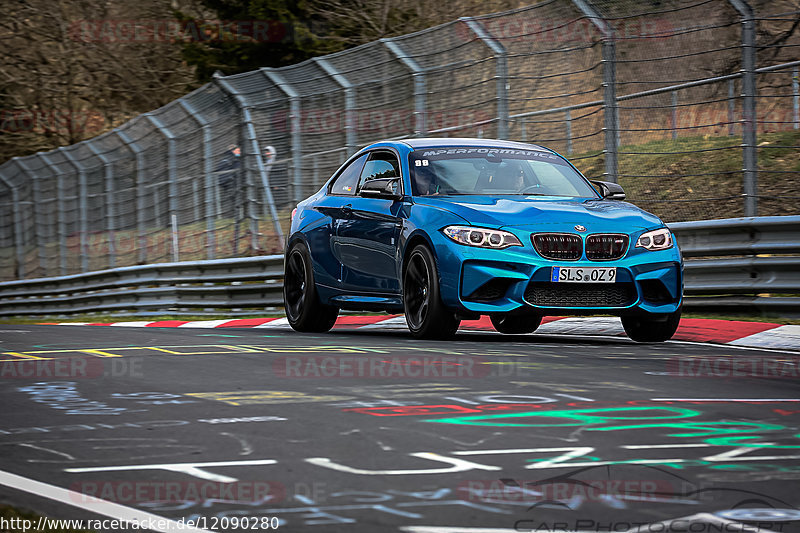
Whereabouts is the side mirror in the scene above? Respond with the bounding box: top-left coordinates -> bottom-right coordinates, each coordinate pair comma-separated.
591,180 -> 626,200
360,177 -> 402,200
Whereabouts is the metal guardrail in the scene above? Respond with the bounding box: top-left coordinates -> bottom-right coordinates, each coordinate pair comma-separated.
0,217 -> 798,317
669,216 -> 800,314
0,256 -> 285,316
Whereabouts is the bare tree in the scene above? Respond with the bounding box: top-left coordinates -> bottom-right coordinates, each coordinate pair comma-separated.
0,0 -> 197,162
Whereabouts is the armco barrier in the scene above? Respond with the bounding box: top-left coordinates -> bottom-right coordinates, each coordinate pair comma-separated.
670,216 -> 800,314
0,217 -> 798,317
0,255 -> 285,316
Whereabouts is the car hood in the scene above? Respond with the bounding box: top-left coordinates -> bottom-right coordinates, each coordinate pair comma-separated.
412,195 -> 663,232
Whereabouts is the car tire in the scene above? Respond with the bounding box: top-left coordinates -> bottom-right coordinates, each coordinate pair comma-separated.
284,241 -> 339,333
491,313 -> 542,334
403,244 -> 460,339
622,308 -> 681,342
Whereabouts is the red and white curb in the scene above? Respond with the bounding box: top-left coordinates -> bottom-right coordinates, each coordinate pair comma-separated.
43,315 -> 800,352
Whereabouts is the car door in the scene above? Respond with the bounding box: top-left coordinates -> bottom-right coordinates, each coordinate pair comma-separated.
337,150 -> 405,294
307,153 -> 367,288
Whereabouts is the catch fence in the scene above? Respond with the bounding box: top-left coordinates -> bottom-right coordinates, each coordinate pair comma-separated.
1,0 -> 799,280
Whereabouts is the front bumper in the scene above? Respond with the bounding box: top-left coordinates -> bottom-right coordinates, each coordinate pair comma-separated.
431,231 -> 683,316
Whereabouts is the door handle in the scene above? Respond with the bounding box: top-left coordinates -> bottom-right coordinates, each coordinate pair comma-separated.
342,204 -> 353,216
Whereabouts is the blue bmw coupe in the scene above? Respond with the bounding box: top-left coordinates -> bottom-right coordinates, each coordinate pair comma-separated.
283,138 -> 683,341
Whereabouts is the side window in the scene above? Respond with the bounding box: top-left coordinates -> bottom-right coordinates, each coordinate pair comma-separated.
357,152 -> 401,193
329,154 -> 368,196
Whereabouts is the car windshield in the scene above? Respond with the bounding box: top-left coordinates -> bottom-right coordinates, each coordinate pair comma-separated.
409,147 -> 599,198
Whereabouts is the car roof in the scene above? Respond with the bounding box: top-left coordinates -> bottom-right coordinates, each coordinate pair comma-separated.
395,137 -> 553,153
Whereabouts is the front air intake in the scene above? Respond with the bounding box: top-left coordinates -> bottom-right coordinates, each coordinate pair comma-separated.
532,233 -> 582,260
585,234 -> 629,260
524,281 -> 637,308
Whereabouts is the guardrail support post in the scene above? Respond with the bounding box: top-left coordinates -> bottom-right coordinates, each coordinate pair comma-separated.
14,159 -> 47,276
460,17 -> 509,140
178,98 -> 217,260
314,58 -> 357,156
39,153 -> 69,274
573,0 -> 618,183
261,69 -> 303,210
116,130 -> 148,264
728,0 -> 758,217
0,172 -> 25,279
383,38 -> 427,137
60,149 -> 89,273
145,114 -> 181,262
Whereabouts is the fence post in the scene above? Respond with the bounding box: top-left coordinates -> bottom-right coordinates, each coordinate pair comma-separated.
382,38 -> 427,137
261,69 -> 303,214
565,110 -> 573,154
178,98 -> 217,260
145,113 -> 181,262
39,153 -> 68,274
793,66 -> 799,129
313,58 -> 357,156
572,0 -> 617,183
460,17 -> 509,140
13,159 -> 47,276
728,0 -> 758,217
671,91 -> 678,140
728,79 -> 736,136
0,170 -> 26,279
60,149 -> 89,273
217,73 -> 285,249
85,142 -> 117,268
116,130 -> 148,264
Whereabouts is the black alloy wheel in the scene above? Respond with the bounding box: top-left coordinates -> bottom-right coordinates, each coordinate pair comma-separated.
403,245 -> 460,339
284,241 -> 338,332
621,307 -> 681,342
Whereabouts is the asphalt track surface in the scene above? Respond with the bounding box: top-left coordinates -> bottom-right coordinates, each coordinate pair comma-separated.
1,324 -> 799,533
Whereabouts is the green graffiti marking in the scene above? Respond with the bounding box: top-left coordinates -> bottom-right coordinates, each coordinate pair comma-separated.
425,406 -> 700,428
591,420 -> 786,438
425,405 -> 800,470
704,434 -> 800,448
709,463 -> 800,472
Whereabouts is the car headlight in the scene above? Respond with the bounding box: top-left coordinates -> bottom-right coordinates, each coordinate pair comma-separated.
636,228 -> 673,251
443,226 -> 522,249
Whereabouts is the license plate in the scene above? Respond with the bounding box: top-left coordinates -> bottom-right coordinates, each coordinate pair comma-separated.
552,266 -> 616,283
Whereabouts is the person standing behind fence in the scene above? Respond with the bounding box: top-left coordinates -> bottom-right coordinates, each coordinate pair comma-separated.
215,144 -> 241,216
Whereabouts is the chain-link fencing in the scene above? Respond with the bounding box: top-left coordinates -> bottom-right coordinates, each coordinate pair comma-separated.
1,0 -> 798,280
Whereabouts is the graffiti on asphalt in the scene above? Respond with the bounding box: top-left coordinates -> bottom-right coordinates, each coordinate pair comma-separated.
0,417 -> 285,436
175,491 -> 511,527
186,390 -> 354,405
2,437 -> 202,463
17,382 -> 145,415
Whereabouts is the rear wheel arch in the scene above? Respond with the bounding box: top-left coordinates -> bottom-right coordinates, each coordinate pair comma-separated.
284,240 -> 339,333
